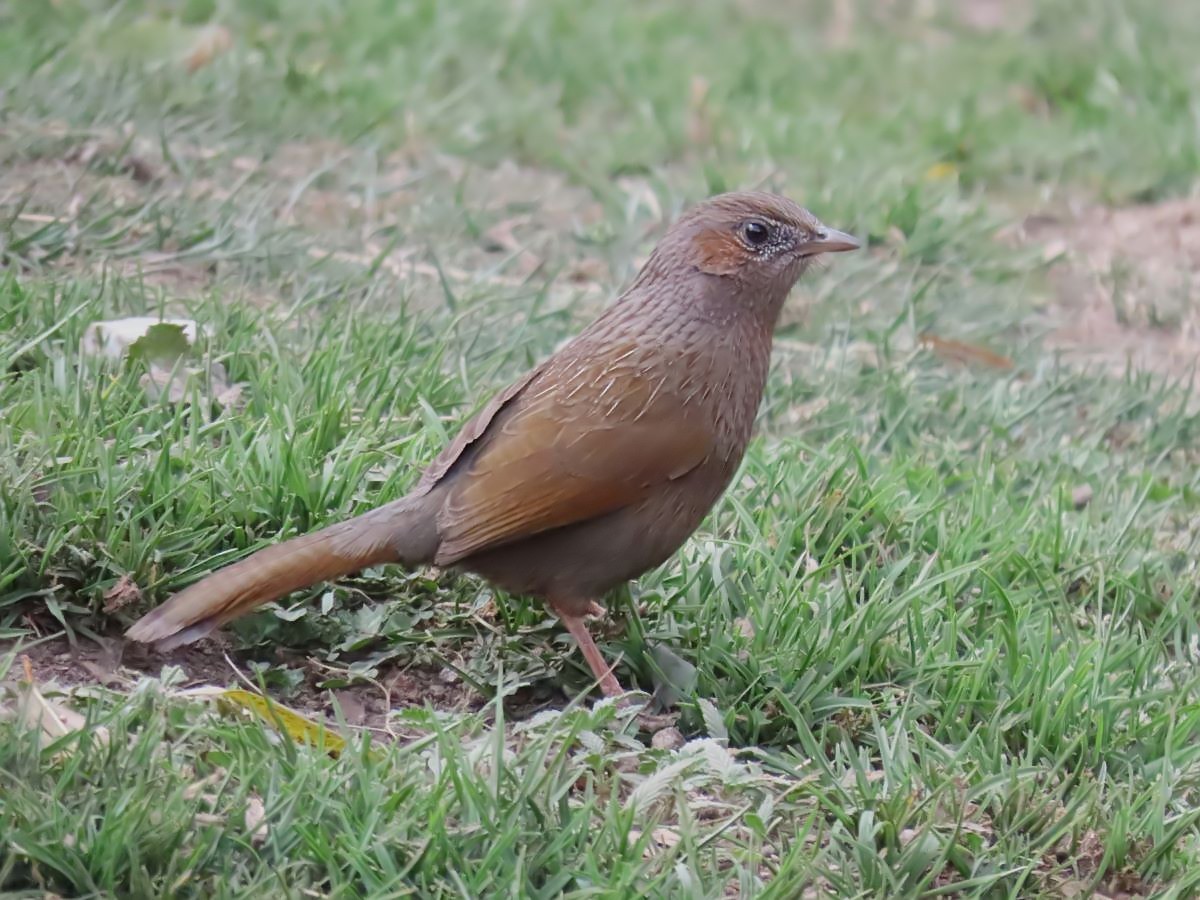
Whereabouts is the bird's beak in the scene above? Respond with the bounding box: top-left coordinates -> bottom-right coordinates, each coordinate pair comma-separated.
801,225 -> 861,256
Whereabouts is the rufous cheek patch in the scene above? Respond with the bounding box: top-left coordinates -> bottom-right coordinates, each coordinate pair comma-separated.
693,228 -> 747,276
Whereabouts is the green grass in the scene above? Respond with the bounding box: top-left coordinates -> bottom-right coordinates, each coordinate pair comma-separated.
4,0 -> 1200,895
2,662 -> 808,898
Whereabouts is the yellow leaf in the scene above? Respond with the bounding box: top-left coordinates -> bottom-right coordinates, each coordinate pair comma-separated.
217,689 -> 347,757
923,161 -> 958,182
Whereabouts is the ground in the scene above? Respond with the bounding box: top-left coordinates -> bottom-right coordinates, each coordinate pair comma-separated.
3,0 -> 1200,897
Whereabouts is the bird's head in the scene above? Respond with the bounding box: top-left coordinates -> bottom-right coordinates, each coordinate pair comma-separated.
621,190 -> 860,329
678,190 -> 859,284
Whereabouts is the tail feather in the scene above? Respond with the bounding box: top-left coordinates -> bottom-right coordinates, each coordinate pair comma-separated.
126,495 -> 439,650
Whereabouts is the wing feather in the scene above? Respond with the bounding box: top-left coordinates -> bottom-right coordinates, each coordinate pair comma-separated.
431,352 -> 712,565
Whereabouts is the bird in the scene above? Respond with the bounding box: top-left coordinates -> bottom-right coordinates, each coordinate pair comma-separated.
126,191 -> 860,698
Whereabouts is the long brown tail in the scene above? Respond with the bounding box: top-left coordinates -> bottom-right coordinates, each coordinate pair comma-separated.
126,495 -> 440,651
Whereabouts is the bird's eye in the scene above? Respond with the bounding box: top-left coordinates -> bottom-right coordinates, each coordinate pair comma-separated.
741,220 -> 771,247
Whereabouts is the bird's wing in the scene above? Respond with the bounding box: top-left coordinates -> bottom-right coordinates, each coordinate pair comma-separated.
414,365 -> 544,494
431,347 -> 712,565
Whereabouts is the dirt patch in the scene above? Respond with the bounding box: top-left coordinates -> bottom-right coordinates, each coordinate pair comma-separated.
736,0 -> 1033,48
0,126 -> 225,298
1037,829 -> 1154,898
1019,197 -> 1200,381
955,0 -> 1033,33
3,633 -> 564,738
283,148 -> 615,305
2,120 -> 617,314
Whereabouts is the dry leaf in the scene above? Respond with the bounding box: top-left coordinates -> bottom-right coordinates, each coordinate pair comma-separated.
686,75 -> 712,146
103,574 -> 143,613
14,683 -> 88,739
482,217 -> 542,277
140,365 -> 192,404
3,663 -> 110,751
566,257 -> 608,284
650,827 -> 681,849
482,217 -> 525,254
183,771 -> 224,801
244,794 -> 269,845
140,362 -> 246,409
628,827 -> 682,858
79,657 -> 124,687
798,551 -> 819,575
634,709 -> 680,734
788,396 -> 830,424
919,333 -> 1014,370
213,380 -> 246,408
1071,484 -> 1094,509
651,726 -> 684,751
184,25 -> 233,73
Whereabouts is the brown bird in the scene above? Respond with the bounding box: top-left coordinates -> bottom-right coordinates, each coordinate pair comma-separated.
126,191 -> 859,697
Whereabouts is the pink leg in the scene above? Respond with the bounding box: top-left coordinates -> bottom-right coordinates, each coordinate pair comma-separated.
551,600 -> 624,698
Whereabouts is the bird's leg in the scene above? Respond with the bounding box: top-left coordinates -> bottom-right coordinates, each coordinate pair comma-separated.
551,598 -> 624,698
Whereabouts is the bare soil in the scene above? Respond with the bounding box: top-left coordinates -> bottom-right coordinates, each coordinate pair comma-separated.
3,633 -> 567,736
1020,196 -> 1200,381
2,122 -> 621,329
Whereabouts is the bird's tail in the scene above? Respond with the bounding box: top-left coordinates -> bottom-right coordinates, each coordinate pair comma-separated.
125,495 -> 439,651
